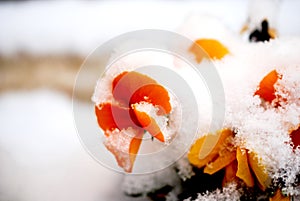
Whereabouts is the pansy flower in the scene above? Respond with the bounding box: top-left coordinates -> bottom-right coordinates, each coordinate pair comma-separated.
188,129 -> 271,191
95,71 -> 172,172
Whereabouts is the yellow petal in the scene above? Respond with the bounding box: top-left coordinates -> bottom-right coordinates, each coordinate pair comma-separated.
248,152 -> 271,191
188,129 -> 234,168
188,135 -> 206,168
236,147 -> 255,187
204,148 -> 236,175
190,39 -> 229,63
222,160 -> 238,187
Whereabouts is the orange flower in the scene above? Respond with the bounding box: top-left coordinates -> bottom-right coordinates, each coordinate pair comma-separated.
95,71 -> 172,172
188,129 -> 271,191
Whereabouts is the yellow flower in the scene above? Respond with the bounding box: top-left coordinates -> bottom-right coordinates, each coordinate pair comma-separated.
188,129 -> 271,191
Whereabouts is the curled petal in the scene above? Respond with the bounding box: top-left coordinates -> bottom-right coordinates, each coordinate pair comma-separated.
133,107 -> 165,142
131,84 -> 171,115
236,147 -> 255,187
112,71 -> 157,105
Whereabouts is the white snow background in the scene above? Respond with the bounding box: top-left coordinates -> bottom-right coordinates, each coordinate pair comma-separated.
0,1 -> 300,201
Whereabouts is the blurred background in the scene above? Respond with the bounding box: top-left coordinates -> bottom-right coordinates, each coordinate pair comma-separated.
0,0 -> 299,201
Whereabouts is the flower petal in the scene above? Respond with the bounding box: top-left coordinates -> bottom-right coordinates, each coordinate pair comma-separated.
95,103 -> 140,132
290,126 -> 300,149
236,147 -> 255,187
112,71 -> 157,105
133,108 -> 165,142
188,129 -> 234,169
222,160 -> 238,187
254,70 -> 281,103
190,39 -> 229,63
131,84 -> 171,115
248,152 -> 271,191
203,149 -> 236,175
129,136 -> 143,164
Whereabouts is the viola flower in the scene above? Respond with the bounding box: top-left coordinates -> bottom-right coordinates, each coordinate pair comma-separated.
188,129 -> 271,191
189,39 -> 230,63
94,71 -> 173,172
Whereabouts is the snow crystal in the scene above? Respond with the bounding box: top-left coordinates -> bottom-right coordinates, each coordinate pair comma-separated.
185,183 -> 241,201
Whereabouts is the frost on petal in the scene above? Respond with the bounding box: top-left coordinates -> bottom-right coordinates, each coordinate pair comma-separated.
104,128 -> 143,173
133,102 -> 174,143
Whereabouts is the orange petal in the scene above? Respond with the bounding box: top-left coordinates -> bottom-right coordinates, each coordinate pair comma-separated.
104,128 -> 144,173
129,136 -> 143,165
190,39 -> 229,63
131,84 -> 171,115
290,126 -> 300,149
133,107 -> 165,142
203,149 -> 236,175
236,147 -> 255,187
112,71 -> 157,105
222,160 -> 238,187
255,70 -> 281,103
95,103 -> 140,132
248,152 -> 271,191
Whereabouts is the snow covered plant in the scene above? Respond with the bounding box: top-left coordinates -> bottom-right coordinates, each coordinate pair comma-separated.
92,69 -> 178,173
92,18 -> 300,201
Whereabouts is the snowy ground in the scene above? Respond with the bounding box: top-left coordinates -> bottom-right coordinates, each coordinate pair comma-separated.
0,90 -> 128,201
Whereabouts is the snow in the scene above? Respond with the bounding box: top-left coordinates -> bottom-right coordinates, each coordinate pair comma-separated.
186,183 -> 241,201
0,90 -> 124,201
